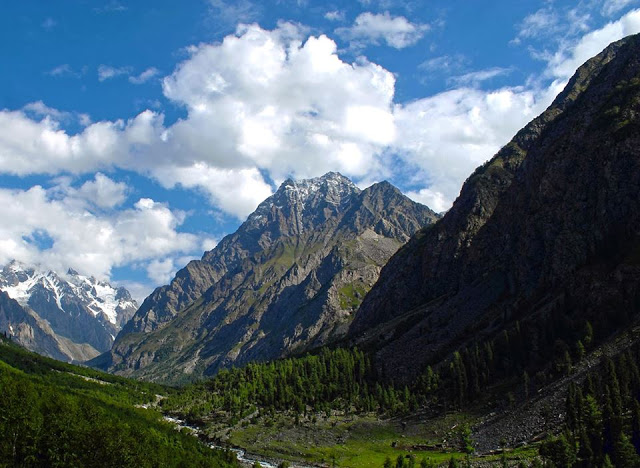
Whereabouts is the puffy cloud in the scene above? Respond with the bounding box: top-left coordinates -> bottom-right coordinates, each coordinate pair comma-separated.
152,165 -> 273,218
76,173 -> 128,208
0,108 -> 165,175
395,7 -> 640,210
159,23 -> 396,183
405,188 -> 450,214
129,67 -> 160,84
0,184 -> 198,281
2,23 -> 398,219
336,12 -> 429,49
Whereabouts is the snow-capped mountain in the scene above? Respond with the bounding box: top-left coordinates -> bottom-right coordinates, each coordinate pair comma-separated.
0,260 -> 137,362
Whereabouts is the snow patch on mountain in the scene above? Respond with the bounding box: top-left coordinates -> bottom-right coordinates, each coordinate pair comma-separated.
0,260 -> 137,325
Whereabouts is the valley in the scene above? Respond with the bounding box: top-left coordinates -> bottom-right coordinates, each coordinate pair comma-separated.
2,7 -> 640,468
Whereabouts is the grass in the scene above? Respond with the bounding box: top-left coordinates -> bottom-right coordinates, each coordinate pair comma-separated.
226,413 -> 467,467
338,282 -> 369,310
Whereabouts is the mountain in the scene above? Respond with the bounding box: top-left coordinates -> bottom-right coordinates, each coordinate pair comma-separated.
94,172 -> 438,383
349,34 -> 640,381
0,261 -> 137,362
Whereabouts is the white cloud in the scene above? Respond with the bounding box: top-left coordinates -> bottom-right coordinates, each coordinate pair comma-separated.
602,0 -> 638,16
394,7 -> 640,210
152,165 -> 274,218
22,101 -> 71,121
419,54 -> 467,73
208,0 -> 258,25
547,8 -> 640,80
146,258 -> 177,284
393,86 -> 550,209
201,237 -> 218,251
159,23 -> 396,187
0,185 -> 198,282
46,64 -> 85,78
405,188 -> 450,214
3,24 -> 397,219
76,173 -> 128,209
5,14 -> 640,226
129,67 -> 160,84
514,8 -> 560,42
98,65 -> 132,81
336,11 -> 429,49
324,10 -> 344,22
0,108 -> 165,175
449,67 -> 512,87
94,1 -> 127,13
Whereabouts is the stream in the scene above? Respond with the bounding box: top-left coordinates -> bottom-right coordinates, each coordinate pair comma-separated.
163,416 -> 315,468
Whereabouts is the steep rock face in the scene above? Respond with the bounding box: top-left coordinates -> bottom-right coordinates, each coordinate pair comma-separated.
349,35 -> 640,380
0,261 -> 138,362
99,173 -> 438,383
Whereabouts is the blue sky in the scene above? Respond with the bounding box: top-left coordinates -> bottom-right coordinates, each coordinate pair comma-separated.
1,0 -> 640,301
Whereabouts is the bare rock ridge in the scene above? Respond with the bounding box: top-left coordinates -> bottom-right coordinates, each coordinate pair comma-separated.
94,172 -> 438,383
349,34 -> 640,380
0,261 -> 137,362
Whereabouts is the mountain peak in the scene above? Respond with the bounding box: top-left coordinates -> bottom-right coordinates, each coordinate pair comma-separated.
278,171 -> 358,197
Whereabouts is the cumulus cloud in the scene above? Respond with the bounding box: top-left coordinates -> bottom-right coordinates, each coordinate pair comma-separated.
5,13 -> 640,228
76,173 -> 128,208
159,23 -> 396,183
0,183 -> 198,281
336,12 -> 429,49
0,108 -> 164,175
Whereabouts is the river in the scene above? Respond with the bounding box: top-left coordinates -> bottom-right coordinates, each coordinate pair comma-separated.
163,416 -> 317,468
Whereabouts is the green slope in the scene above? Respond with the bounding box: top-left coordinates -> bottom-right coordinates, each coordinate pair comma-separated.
0,336 -> 238,468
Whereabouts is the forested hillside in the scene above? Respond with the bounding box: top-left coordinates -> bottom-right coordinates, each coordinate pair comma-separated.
0,335 -> 237,468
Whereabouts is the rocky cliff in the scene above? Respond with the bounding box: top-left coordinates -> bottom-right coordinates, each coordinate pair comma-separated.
96,173 -> 438,383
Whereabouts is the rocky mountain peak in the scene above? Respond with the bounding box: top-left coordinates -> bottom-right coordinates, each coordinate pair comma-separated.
97,174 -> 439,383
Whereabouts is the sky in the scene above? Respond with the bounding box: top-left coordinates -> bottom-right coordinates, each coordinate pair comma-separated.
1,0 -> 640,302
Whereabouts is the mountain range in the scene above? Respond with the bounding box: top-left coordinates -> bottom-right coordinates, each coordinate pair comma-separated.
0,261 -> 137,362
92,172 -> 438,383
